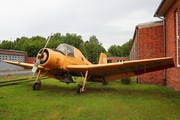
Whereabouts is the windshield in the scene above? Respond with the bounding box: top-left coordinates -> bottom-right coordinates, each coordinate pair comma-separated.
56,44 -> 74,56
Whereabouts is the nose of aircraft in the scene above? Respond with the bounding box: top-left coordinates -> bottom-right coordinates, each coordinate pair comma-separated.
41,52 -> 47,62
37,48 -> 49,65
35,48 -> 65,69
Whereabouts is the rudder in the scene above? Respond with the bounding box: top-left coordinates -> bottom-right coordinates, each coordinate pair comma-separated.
98,53 -> 107,64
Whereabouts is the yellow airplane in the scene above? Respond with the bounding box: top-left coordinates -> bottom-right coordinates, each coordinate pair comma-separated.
4,43 -> 175,94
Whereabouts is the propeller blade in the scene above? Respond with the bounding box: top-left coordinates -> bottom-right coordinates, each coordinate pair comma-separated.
41,33 -> 53,55
30,33 -> 53,76
32,59 -> 40,73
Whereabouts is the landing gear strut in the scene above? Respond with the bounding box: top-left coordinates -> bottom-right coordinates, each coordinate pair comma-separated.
33,70 -> 42,90
77,70 -> 89,94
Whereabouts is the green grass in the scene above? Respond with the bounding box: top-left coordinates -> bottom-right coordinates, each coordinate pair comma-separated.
0,77 -> 180,120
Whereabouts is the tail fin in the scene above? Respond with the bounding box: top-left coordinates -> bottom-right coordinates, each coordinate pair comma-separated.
98,53 -> 107,64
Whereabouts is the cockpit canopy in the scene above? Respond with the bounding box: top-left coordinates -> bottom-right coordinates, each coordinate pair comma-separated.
56,44 -> 74,56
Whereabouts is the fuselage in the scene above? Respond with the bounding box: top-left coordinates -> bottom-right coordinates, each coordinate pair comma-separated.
36,44 -> 92,81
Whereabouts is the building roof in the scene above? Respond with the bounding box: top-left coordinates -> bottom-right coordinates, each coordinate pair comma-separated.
0,49 -> 27,56
136,21 -> 163,28
154,0 -> 175,17
107,57 -> 129,59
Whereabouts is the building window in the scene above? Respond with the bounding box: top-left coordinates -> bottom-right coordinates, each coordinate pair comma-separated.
107,60 -> 112,63
176,10 -> 180,67
117,60 -> 124,62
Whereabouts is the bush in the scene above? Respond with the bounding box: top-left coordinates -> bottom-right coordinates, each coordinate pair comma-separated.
121,78 -> 131,85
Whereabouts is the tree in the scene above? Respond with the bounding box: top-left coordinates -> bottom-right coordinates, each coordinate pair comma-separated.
0,40 -> 12,49
108,45 -> 122,56
107,39 -> 132,57
78,43 -> 88,58
27,36 -> 46,57
84,42 -> 97,63
84,36 -> 106,63
89,35 -> 101,45
13,37 -> 29,51
13,36 -> 47,57
121,39 -> 132,57
62,33 -> 83,48
47,33 -> 63,48
0,33 -> 132,59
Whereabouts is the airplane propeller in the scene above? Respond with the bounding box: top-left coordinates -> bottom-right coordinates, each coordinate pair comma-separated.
31,33 -> 53,75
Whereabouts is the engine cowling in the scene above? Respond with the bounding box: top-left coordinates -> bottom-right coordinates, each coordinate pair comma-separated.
36,48 -> 64,69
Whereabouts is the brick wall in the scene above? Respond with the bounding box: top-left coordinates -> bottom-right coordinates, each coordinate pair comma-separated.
138,24 -> 164,59
138,23 -> 164,85
165,0 -> 180,90
130,21 -> 165,85
25,57 -> 36,64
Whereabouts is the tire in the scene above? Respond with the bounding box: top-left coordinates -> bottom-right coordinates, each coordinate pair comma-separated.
77,85 -> 83,94
33,82 -> 41,90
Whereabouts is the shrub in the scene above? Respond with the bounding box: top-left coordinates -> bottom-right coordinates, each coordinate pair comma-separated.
121,78 -> 131,85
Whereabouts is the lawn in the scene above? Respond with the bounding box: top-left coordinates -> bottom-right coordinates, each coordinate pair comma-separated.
0,77 -> 180,120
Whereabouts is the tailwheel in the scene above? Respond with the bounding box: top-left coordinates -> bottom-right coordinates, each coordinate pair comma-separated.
33,82 -> 41,90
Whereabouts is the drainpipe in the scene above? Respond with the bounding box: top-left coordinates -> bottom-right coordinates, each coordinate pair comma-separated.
136,27 -> 139,83
158,17 -> 166,85
136,27 -> 138,60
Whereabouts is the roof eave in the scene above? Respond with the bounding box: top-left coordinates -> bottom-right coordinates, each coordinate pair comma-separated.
154,0 -> 175,17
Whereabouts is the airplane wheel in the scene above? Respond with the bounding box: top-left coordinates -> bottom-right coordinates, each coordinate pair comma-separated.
77,85 -> 83,94
33,82 -> 41,90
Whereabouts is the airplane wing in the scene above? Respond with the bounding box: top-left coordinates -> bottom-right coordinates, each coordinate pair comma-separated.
66,57 -> 174,82
3,60 -> 44,70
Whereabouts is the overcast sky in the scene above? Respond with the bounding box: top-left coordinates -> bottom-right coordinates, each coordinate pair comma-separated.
0,0 -> 162,50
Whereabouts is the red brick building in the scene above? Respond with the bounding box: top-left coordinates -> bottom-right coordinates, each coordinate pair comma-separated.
130,0 -> 180,90
130,21 -> 165,85
154,0 -> 180,90
107,57 -> 129,63
0,49 -> 35,70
